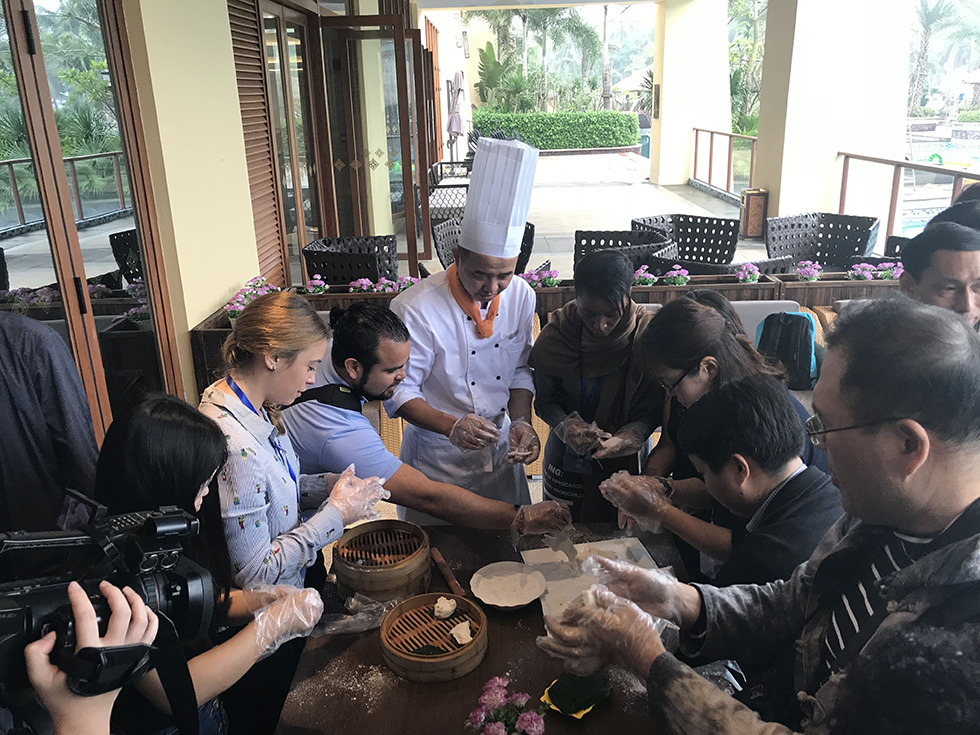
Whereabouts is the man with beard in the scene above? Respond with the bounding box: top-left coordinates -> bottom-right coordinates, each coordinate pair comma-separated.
283,302 -> 569,533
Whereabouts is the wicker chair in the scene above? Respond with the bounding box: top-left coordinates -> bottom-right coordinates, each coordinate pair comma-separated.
638,245 -> 739,276
416,182 -> 468,238
303,235 -> 398,285
752,212 -> 879,272
432,218 -> 535,275
429,161 -> 472,185
0,247 -> 8,291
573,230 -> 672,271
847,234 -> 909,268
109,229 -> 143,285
631,214 -> 740,265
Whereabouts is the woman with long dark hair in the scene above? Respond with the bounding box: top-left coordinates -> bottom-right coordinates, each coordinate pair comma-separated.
95,396 -> 324,735
601,296 -> 828,581
529,251 -> 664,521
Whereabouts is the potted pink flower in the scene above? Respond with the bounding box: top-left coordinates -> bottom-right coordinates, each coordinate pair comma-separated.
794,261 -> 823,281
632,265 -> 658,286
735,263 -> 760,283
660,264 -> 691,286
518,268 -> 561,289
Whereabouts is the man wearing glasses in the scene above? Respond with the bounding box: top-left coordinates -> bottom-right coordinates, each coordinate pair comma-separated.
538,296 -> 980,734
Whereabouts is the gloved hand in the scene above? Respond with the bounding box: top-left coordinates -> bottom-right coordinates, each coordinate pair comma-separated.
512,501 -> 572,536
323,464 -> 390,525
506,418 -> 541,464
599,471 -> 671,532
592,425 -> 647,460
253,588 -> 324,658
580,555 -> 685,626
552,412 -> 602,456
241,584 -> 303,614
537,585 -> 669,678
449,413 -> 501,450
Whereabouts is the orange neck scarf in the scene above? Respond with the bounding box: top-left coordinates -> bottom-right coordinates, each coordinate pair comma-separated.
447,263 -> 499,339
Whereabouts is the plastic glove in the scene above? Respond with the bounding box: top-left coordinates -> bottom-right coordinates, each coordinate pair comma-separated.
592,425 -> 647,460
506,418 -> 541,464
580,555 -> 685,626
241,584 -> 303,615
599,471 -> 671,532
512,501 -> 572,536
253,588 -> 324,658
449,413 -> 501,450
552,412 -> 602,456
538,585 -> 669,678
534,590 -> 605,675
324,464 -> 390,525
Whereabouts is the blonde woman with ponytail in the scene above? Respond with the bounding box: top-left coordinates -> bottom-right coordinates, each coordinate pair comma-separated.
199,291 -> 389,590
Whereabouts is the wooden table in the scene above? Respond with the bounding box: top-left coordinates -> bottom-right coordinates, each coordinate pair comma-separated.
276,524 -> 685,734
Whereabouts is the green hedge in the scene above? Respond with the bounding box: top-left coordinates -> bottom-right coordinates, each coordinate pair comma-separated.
472,109 -> 639,150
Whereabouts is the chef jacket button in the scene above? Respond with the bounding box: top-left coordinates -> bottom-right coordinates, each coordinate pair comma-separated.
500,407 -> 506,412
494,343 -> 499,348
467,316 -> 472,321
471,350 -> 476,355
496,376 -> 501,380
471,381 -> 476,386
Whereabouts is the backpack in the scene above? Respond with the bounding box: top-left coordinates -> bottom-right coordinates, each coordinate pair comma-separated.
755,311 -> 818,390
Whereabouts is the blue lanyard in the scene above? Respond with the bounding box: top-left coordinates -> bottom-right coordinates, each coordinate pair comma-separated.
225,376 -> 297,484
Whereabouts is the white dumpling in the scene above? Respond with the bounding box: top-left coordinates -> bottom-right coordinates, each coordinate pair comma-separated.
450,620 -> 472,644
434,596 -> 457,619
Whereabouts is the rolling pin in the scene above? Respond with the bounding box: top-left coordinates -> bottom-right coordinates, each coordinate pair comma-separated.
430,547 -> 466,597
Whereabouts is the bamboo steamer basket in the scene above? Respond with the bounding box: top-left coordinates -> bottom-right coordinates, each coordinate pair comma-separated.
332,520 -> 430,601
380,593 -> 488,682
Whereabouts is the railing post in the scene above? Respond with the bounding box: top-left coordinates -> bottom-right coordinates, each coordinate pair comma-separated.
67,159 -> 83,221
8,162 -> 25,226
886,164 -> 902,237
726,134 -> 733,193
951,175 -> 964,204
709,132 -> 715,189
693,129 -> 699,183
839,155 -> 849,214
749,139 -> 756,189
113,152 -> 125,208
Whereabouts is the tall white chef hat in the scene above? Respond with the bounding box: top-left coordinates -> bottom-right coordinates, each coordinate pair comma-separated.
460,138 -> 539,259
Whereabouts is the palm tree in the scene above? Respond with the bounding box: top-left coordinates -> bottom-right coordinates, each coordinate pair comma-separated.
908,0 -> 960,114
563,10 -> 601,86
526,8 -> 573,110
463,10 -> 518,63
728,0 -> 766,134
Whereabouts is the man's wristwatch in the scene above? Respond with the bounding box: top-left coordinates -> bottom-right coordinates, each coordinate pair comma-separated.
655,476 -> 675,499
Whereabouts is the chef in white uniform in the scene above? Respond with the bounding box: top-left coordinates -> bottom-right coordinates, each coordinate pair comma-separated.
385,138 -> 541,525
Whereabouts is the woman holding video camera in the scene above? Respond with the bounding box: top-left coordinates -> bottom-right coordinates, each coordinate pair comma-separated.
96,395 -> 325,735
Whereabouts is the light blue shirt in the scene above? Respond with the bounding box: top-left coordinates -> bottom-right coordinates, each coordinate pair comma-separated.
283,346 -> 404,483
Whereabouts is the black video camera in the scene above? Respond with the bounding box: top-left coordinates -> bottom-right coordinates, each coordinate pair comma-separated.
0,505 -> 213,694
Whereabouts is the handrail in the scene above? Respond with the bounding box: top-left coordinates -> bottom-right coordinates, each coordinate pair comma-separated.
692,128 -> 757,195
0,150 -> 129,229
838,151 -> 980,237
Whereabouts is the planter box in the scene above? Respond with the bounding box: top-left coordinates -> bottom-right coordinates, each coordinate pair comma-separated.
770,273 -> 901,307
0,295 -> 141,320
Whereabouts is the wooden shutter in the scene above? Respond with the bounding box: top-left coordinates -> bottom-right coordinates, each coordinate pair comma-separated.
227,0 -> 289,287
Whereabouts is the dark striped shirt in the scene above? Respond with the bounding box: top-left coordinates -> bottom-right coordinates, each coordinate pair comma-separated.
820,531 -> 933,677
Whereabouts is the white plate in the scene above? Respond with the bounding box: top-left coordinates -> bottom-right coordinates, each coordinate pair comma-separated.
470,561 -> 547,610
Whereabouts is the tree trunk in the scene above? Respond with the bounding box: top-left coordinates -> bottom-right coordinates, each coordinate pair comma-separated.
601,5 -> 612,110
541,29 -> 549,111
521,13 -> 529,78
909,29 -> 931,114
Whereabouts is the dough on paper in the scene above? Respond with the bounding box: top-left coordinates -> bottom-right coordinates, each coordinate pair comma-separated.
434,596 -> 457,619
450,620 -> 472,644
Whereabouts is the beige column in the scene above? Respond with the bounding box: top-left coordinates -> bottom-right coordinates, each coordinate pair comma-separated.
123,0 -> 259,400
754,0 -> 911,224
649,0 -> 731,186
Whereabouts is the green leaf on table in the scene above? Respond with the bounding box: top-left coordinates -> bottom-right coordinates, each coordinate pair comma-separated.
412,644 -> 446,656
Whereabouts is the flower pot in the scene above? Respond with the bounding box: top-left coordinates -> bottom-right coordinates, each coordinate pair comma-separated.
770,273 -> 901,307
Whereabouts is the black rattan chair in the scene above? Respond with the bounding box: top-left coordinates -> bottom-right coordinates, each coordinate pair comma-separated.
847,234 -> 909,268
303,235 -> 398,285
432,218 -> 535,275
752,212 -> 879,272
109,229 -> 143,285
632,214 -> 740,265
429,161 -> 473,185
0,247 -> 8,291
573,230 -> 672,271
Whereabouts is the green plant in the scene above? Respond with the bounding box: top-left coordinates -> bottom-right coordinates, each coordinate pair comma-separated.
910,106 -> 938,117
472,109 -> 638,149
959,108 -> 980,122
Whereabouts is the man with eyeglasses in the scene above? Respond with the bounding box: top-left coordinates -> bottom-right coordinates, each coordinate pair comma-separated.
537,296 -> 980,735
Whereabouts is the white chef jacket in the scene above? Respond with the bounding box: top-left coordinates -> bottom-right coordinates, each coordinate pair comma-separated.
384,270 -> 535,524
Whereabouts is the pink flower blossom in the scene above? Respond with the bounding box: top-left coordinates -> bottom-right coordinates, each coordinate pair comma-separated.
507,692 -> 531,707
468,707 -> 489,727
478,687 -> 507,708
482,723 -> 507,735
483,677 -> 510,691
515,711 -> 545,735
